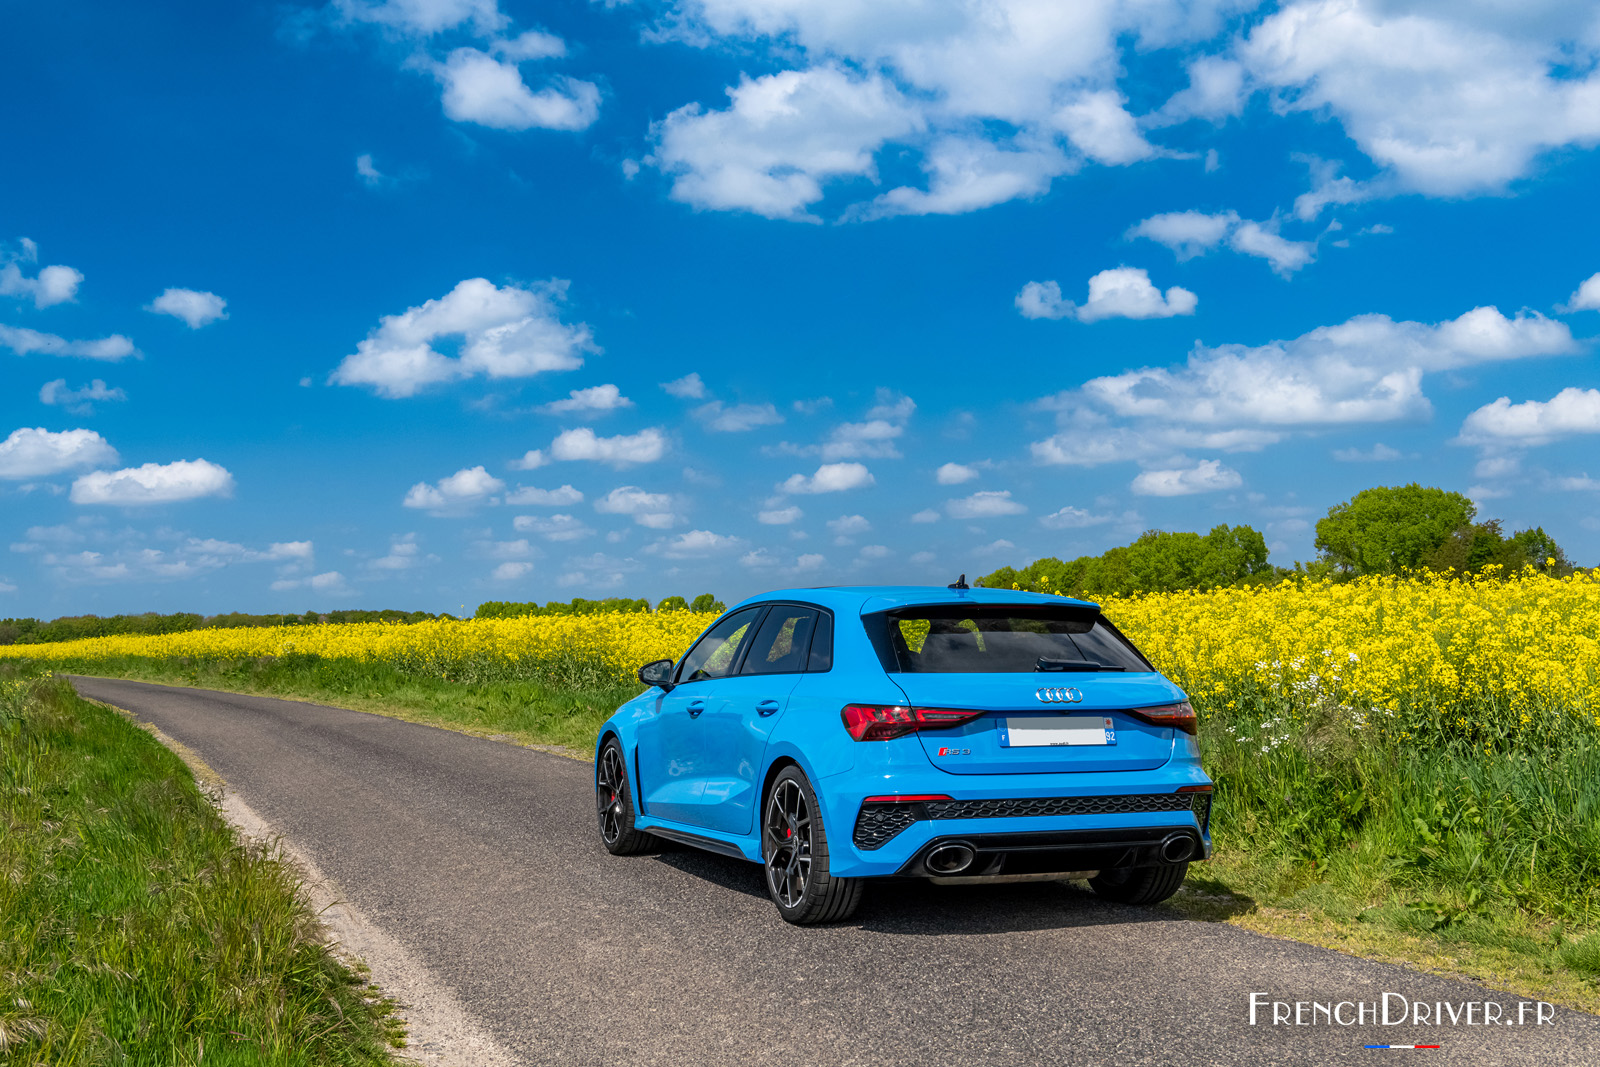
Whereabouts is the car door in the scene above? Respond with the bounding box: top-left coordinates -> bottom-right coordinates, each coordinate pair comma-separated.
635,606 -> 764,826
697,605 -> 824,836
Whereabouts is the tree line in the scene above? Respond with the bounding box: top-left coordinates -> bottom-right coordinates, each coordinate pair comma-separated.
473,594 -> 726,619
980,484 -> 1578,597
0,609 -> 451,647
2,595 -> 735,647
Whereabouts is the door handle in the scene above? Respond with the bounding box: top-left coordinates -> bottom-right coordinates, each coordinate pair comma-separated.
687,699 -> 706,718
756,699 -> 781,717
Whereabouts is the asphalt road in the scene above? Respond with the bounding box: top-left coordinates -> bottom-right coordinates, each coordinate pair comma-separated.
73,676 -> 1599,1067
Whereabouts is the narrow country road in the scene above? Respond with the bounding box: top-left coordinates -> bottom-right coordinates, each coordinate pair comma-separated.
73,677 -> 1598,1066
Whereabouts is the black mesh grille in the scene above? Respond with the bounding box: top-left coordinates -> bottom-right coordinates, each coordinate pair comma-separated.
925,793 -> 1195,821
853,805 -> 919,850
853,792 -> 1209,850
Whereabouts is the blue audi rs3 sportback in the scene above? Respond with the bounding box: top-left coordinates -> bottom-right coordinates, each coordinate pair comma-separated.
593,584 -> 1212,924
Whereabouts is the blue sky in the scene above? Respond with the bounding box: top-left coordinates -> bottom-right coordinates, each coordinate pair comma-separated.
3,0 -> 1599,617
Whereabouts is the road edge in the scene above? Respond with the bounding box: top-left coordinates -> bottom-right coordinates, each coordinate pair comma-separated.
82,694 -> 525,1067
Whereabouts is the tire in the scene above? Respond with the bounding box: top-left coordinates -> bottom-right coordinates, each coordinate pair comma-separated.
1089,862 -> 1189,905
595,738 -> 658,856
761,765 -> 863,925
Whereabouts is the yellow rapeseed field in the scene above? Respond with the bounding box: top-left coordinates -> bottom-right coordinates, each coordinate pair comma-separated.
0,611 -> 717,687
5,570 -> 1597,734
1099,569 -> 1600,736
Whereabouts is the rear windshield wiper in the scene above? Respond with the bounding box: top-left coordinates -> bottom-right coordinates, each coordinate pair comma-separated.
1035,658 -> 1125,672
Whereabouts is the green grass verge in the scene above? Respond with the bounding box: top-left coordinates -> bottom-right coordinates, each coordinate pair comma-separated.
0,669 -> 405,1064
23,653 -> 1600,1016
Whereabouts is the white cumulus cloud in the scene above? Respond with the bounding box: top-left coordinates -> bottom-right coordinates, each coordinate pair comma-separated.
826,514 -> 870,543
538,383 -> 632,415
492,561 -> 534,580
758,505 -> 802,525
650,65 -> 924,222
147,288 -> 228,329
694,401 -> 783,432
1332,443 -> 1403,462
660,372 -> 707,399
650,529 -> 745,559
946,490 -> 1026,519
70,459 -> 235,505
431,48 -> 599,131
1127,211 -> 1317,276
780,462 -> 875,494
1563,273 -> 1600,313
0,324 -> 137,361
1236,1 -> 1600,199
503,483 -> 582,506
333,0 -> 507,36
1077,306 -> 1576,430
330,278 -> 593,398
1458,388 -> 1600,446
548,426 -> 666,466
1131,460 -> 1241,496
39,379 -> 126,415
0,427 -> 119,479
402,465 -> 505,512
513,513 -> 593,541
1039,506 -> 1115,529
594,486 -> 677,528
1016,268 -> 1197,323
935,462 -> 979,485
0,251 -> 82,308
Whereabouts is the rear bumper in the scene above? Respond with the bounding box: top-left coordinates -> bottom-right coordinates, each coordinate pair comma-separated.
819,765 -> 1212,878
894,825 -> 1206,878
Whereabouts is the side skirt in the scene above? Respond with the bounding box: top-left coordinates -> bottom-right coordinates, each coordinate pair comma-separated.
637,821 -> 760,863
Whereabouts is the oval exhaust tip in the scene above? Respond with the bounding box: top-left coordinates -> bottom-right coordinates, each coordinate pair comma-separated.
1160,835 -> 1196,863
926,843 -> 976,875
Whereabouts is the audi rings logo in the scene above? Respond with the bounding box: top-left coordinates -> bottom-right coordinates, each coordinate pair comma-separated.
1035,687 -> 1085,704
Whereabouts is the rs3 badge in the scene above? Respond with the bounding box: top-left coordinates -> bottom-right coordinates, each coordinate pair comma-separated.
937,747 -> 971,756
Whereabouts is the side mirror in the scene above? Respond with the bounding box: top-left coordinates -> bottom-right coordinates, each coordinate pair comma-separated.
638,659 -> 675,690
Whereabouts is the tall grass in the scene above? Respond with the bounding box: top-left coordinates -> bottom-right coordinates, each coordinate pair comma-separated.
1186,666 -> 1600,944
0,669 -> 403,1064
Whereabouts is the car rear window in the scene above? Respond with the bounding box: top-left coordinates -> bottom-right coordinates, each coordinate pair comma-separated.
868,605 -> 1153,674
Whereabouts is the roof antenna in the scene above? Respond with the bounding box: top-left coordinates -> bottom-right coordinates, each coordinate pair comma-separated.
948,573 -> 969,590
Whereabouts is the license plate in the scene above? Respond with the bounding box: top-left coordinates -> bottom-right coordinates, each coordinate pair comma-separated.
998,716 -> 1115,747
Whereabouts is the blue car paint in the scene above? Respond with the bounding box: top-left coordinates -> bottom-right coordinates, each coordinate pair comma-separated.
595,585 -> 1213,878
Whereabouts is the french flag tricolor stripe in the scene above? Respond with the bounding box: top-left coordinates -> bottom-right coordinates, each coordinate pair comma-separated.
1363,1045 -> 1442,1050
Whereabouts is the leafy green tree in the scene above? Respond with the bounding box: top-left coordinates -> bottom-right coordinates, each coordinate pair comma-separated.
690,594 -> 726,614
976,566 -> 1019,589
1506,526 -> 1573,573
656,596 -> 690,612
978,524 -> 1271,597
1196,524 -> 1272,586
1315,485 -> 1476,575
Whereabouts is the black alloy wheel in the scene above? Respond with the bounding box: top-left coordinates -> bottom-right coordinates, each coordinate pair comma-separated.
595,738 -> 657,855
761,766 -> 862,924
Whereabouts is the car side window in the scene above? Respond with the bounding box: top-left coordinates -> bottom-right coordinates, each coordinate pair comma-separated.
677,607 -> 764,683
740,607 -> 819,676
807,611 -> 833,672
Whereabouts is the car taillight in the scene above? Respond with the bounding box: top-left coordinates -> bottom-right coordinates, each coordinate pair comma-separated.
1128,700 -> 1198,735
840,704 -> 985,742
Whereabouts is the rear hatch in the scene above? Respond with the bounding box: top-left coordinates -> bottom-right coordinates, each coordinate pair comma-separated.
894,673 -> 1181,774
